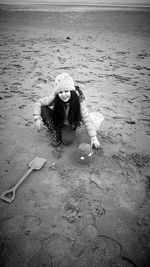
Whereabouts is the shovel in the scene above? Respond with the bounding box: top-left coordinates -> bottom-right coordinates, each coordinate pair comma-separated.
0,157 -> 46,203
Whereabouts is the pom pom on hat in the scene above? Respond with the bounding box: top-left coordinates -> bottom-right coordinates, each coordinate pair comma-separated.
54,73 -> 75,94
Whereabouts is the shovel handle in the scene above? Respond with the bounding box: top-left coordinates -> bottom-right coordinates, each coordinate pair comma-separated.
0,167 -> 33,203
0,189 -> 16,203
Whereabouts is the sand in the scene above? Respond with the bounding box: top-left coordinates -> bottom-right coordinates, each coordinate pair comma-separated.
0,7 -> 150,267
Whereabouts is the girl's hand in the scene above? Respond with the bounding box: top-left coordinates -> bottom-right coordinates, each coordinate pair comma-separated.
91,137 -> 101,149
35,120 -> 43,132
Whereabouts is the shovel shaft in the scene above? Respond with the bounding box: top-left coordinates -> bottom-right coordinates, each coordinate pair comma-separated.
12,167 -> 33,190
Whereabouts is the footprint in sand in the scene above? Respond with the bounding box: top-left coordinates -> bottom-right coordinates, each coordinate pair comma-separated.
22,215 -> 41,234
19,104 -> 26,109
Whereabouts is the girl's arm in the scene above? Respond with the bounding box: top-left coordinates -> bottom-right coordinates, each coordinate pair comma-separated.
33,95 -> 55,122
80,102 -> 100,149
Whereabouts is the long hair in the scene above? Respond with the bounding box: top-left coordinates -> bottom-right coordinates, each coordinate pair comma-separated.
52,91 -> 82,130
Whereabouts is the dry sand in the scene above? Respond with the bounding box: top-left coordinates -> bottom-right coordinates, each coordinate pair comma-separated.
0,8 -> 150,267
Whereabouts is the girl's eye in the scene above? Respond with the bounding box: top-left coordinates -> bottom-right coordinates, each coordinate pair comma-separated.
65,90 -> 69,93
59,91 -> 63,94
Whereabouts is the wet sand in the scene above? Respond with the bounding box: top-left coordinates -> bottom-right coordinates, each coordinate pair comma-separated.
0,7 -> 150,267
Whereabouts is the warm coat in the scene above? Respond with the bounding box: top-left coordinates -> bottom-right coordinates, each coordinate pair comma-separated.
33,95 -> 97,141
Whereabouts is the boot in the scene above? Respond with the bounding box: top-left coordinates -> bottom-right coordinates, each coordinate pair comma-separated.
61,125 -> 75,145
51,131 -> 62,147
44,120 -> 62,147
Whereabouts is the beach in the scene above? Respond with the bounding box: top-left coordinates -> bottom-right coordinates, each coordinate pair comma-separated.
0,5 -> 150,266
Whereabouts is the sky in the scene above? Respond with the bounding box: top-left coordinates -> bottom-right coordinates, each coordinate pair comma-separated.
0,0 -> 150,5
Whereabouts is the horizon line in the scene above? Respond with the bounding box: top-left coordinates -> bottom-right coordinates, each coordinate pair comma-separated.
0,2 -> 150,6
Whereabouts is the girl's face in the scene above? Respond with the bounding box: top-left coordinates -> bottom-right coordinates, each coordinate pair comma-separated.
58,90 -> 71,102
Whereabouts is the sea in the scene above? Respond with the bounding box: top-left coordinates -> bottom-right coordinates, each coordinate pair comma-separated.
0,3 -> 150,12
0,3 -> 150,38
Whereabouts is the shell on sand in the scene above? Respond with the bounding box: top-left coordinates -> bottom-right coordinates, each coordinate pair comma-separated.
70,143 -> 94,165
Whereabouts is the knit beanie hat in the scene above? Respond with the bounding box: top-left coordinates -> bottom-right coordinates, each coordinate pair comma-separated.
54,73 -> 75,94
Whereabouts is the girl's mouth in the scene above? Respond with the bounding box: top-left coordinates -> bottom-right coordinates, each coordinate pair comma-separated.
62,97 -> 69,101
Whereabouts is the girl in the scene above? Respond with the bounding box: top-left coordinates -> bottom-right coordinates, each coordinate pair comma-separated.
33,73 -> 101,149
